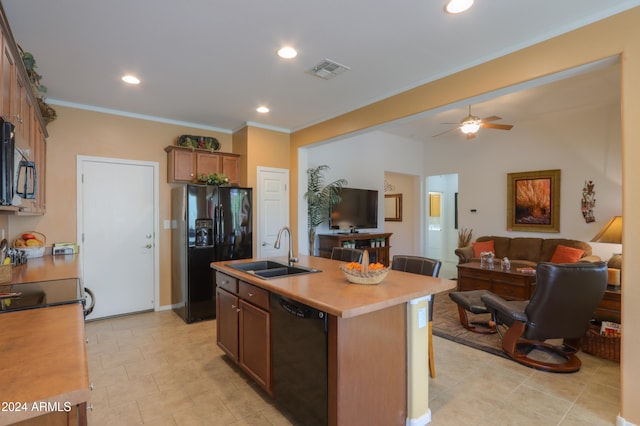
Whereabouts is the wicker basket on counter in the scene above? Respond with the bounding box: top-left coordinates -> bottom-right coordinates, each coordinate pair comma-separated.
339,250 -> 390,285
12,231 -> 46,259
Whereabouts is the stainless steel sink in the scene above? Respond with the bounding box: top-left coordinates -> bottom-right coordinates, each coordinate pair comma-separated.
227,261 -> 321,279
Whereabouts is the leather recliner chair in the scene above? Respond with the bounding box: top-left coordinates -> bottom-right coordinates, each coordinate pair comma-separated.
481,261 -> 608,373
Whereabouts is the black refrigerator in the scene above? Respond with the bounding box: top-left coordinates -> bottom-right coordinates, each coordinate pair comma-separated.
171,184 -> 252,323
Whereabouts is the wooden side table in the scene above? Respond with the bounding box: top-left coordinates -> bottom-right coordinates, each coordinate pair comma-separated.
595,286 -> 621,323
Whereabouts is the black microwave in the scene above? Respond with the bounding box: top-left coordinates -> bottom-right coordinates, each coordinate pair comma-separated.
0,117 -> 37,206
0,118 -> 15,206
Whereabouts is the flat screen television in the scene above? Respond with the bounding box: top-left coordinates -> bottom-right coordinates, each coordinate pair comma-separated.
329,187 -> 378,231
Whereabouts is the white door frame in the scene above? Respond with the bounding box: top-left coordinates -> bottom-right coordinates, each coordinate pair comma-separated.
76,155 -> 160,312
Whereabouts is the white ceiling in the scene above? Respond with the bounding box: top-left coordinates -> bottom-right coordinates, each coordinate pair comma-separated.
2,0 -> 637,136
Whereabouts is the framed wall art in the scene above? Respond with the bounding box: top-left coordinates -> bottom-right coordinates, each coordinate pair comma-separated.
384,194 -> 403,222
507,169 -> 561,232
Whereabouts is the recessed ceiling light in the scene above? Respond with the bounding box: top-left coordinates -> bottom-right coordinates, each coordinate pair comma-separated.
277,46 -> 298,59
122,75 -> 140,85
444,0 -> 474,14
257,106 -> 270,113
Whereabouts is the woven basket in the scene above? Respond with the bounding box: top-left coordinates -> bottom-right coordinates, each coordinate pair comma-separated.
13,231 -> 46,258
340,265 -> 389,285
581,323 -> 620,362
339,250 -> 390,285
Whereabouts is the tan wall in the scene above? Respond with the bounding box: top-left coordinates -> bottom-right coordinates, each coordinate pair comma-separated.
8,105 -> 232,307
233,125 -> 291,252
290,7 -> 640,423
245,126 -> 291,188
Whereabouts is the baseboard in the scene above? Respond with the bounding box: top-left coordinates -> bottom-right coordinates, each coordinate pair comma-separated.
617,414 -> 638,426
159,304 -> 176,311
406,409 -> 431,426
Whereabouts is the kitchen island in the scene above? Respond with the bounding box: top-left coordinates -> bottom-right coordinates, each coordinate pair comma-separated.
211,255 -> 456,426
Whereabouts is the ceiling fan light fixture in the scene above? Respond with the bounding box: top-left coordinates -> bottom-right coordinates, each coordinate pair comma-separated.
444,0 -> 474,14
460,119 -> 481,134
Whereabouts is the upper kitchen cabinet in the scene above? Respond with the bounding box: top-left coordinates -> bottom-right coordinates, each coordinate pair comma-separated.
0,4 -> 49,215
165,146 -> 240,185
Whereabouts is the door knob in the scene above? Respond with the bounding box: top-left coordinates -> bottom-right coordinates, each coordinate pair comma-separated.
146,234 -> 152,239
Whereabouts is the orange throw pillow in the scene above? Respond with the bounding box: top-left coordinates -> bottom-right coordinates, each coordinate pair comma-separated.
550,245 -> 584,263
472,240 -> 495,257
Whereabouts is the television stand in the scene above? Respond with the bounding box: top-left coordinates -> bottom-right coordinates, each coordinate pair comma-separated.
318,233 -> 392,266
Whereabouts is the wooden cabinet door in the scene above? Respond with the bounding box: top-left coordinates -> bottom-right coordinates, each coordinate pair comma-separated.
34,126 -> 46,213
222,155 -> 239,184
168,149 -> 195,182
216,287 -> 239,361
1,42 -> 14,120
14,74 -> 28,146
239,299 -> 271,394
196,152 -> 221,177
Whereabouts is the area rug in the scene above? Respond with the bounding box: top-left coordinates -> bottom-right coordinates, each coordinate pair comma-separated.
432,290 -> 509,360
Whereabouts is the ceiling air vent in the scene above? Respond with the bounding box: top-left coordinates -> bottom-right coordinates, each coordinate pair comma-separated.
307,59 -> 350,80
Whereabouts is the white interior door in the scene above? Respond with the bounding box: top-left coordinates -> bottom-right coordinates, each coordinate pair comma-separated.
78,156 -> 158,319
257,167 -> 289,258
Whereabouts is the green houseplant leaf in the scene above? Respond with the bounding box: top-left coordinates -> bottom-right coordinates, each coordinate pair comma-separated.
304,165 -> 347,254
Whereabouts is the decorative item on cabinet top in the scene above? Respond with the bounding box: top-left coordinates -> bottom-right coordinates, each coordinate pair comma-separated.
19,47 -> 57,125
197,173 -> 230,186
178,135 -> 220,151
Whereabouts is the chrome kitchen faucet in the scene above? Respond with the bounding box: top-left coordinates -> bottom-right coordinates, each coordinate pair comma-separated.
274,226 -> 298,266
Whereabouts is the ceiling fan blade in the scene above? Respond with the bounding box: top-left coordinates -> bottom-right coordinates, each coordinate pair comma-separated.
483,123 -> 513,130
481,116 -> 502,123
432,126 -> 461,138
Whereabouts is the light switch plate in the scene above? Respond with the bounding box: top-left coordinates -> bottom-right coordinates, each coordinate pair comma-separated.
163,220 -> 171,229
418,307 -> 427,328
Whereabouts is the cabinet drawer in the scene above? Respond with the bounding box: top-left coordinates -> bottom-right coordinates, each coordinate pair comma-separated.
239,281 -> 269,310
492,283 -> 525,300
457,279 -> 488,292
216,272 -> 238,294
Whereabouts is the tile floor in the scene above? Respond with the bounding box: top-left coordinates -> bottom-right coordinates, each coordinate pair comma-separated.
86,310 -> 620,425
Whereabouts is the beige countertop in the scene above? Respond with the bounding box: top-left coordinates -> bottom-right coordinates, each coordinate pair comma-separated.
212,255 -> 456,318
0,303 -> 90,425
7,254 -> 82,285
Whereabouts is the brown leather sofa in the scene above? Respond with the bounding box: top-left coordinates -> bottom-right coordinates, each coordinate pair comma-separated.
454,236 -> 601,267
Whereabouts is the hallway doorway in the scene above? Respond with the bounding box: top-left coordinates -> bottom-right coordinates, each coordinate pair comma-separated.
426,174 -> 458,279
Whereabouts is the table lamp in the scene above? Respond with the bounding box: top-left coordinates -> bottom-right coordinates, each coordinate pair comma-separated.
591,216 -> 622,287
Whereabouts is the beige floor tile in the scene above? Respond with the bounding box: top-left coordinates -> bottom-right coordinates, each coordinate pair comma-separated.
86,311 -> 620,426
106,374 -> 160,407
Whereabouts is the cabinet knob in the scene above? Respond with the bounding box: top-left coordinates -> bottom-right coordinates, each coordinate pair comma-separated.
248,293 -> 254,297
90,382 -> 94,390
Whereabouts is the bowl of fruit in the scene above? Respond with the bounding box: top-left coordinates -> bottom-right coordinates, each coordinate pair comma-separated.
339,250 -> 390,285
13,231 -> 46,258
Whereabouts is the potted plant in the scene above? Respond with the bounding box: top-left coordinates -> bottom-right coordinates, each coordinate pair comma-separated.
197,172 -> 230,186
20,49 -> 57,125
304,165 -> 347,255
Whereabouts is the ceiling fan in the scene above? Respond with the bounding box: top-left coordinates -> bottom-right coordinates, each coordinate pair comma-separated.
432,105 -> 514,140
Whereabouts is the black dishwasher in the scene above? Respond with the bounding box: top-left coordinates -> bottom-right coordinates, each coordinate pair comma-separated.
271,294 -> 328,426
